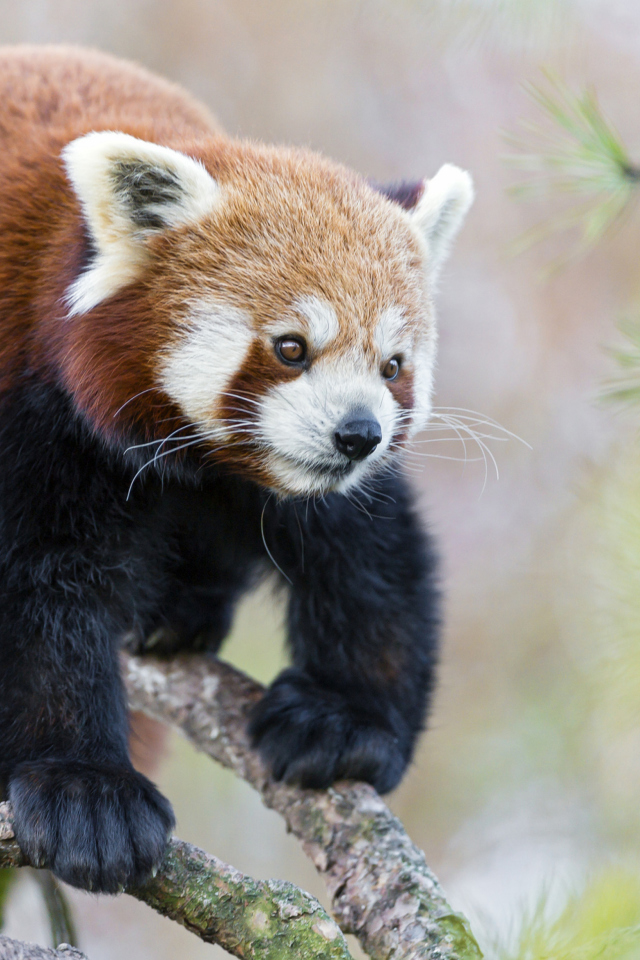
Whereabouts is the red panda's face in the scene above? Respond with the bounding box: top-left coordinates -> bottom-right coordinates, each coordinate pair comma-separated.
62,134 -> 473,497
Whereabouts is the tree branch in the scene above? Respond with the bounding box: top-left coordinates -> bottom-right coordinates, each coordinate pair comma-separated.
0,654 -> 482,959
123,654 -> 483,960
0,936 -> 88,960
0,802 -> 352,960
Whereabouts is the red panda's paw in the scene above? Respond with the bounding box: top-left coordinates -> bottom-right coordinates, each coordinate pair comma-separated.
122,624 -> 204,658
8,759 -> 175,893
248,669 -> 408,795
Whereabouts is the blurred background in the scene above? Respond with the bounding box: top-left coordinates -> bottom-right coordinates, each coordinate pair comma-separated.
3,1 -> 640,957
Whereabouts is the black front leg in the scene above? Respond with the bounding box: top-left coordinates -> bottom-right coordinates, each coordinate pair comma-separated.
249,473 -> 439,794
0,582 -> 174,892
0,379 -> 175,893
127,480 -> 265,658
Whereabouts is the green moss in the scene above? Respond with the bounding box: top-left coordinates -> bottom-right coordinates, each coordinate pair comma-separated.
132,839 -> 354,959
436,913 -> 484,959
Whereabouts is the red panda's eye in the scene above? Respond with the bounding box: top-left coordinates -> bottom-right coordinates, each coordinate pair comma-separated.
275,337 -> 307,366
382,357 -> 401,381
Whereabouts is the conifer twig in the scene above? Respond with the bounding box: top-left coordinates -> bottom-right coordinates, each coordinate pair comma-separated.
505,72 -> 640,257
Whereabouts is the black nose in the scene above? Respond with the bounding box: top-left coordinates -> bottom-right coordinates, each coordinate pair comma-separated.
334,415 -> 382,461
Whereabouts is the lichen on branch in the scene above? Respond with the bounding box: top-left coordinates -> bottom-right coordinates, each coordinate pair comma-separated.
0,803 -> 352,960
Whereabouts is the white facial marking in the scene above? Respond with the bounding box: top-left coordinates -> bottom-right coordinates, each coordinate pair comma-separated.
159,300 -> 253,429
410,337 -> 437,436
375,306 -> 412,359
63,132 -> 220,315
65,244 -> 149,318
293,296 -> 340,351
258,357 -> 400,496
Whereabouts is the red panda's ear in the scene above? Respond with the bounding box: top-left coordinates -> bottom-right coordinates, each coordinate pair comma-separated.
410,165 -> 474,280
62,132 -> 219,315
375,165 -> 474,281
371,179 -> 426,212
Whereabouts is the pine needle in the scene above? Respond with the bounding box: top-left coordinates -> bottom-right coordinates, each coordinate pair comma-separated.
505,71 -> 640,260
602,316 -> 640,408
492,869 -> 640,960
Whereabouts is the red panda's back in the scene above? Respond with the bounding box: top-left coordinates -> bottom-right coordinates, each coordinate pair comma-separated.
0,45 -> 221,148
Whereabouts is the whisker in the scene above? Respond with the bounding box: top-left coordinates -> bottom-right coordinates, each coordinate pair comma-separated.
261,494 -> 293,585
391,446 -> 485,464
218,391 -> 263,408
433,415 -> 490,485
431,407 -> 532,448
292,502 -> 305,574
123,422 -> 200,454
439,415 -> 499,492
357,482 -> 396,506
126,435 -> 212,500
112,387 -> 156,419
408,434 -> 509,445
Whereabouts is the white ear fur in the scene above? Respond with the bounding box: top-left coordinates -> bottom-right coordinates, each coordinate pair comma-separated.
62,132 -> 219,315
411,164 -> 474,279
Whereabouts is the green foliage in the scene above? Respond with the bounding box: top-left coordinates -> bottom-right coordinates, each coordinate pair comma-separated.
595,321 -> 640,727
579,447 -> 640,733
0,869 -> 16,929
505,73 -> 639,257
0,869 -> 77,948
602,316 -> 640,408
495,869 -> 640,960
32,871 -> 78,948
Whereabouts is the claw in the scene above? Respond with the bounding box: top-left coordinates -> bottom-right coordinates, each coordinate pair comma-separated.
143,628 -> 167,650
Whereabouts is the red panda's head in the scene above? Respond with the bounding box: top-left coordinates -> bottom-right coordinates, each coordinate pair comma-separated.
61,132 -> 473,497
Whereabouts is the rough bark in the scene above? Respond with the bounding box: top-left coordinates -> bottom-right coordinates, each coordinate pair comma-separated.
128,839 -> 351,958
0,803 -> 352,960
0,654 -> 483,959
123,654 -> 483,960
0,936 -> 87,960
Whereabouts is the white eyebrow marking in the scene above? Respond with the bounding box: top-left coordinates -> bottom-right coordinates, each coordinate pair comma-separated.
159,299 -> 253,424
375,305 -> 410,357
294,295 -> 340,350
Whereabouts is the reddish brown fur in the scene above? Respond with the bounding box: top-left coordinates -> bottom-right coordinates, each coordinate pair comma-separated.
0,46 -> 429,471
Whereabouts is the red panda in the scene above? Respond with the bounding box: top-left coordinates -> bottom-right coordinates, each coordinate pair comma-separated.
0,45 -> 473,894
